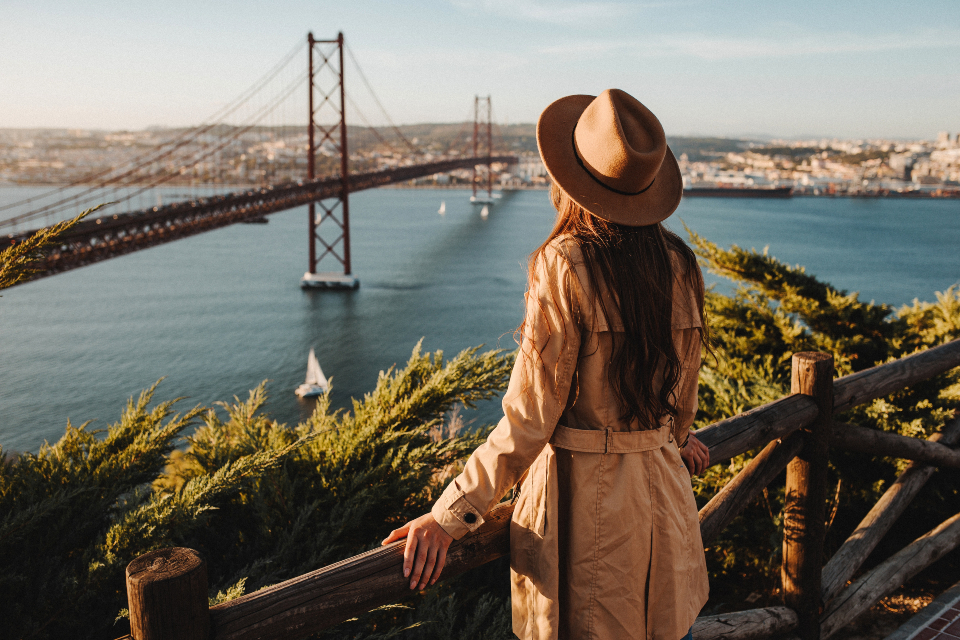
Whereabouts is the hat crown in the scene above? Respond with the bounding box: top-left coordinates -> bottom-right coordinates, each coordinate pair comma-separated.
573,89 -> 667,195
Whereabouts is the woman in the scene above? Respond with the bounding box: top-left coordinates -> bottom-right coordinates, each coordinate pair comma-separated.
382,89 -> 711,640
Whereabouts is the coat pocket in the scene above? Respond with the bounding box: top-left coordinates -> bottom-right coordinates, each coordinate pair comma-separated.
528,445 -> 555,538
510,444 -> 559,594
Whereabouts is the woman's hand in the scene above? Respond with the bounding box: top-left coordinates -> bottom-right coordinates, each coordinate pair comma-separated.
680,431 -> 710,476
381,512 -> 454,590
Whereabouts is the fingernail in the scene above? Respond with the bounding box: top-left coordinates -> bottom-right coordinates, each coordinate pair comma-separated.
410,581 -> 416,589
403,568 -> 410,577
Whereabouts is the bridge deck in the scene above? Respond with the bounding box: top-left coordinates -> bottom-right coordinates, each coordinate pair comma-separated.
7,156 -> 516,284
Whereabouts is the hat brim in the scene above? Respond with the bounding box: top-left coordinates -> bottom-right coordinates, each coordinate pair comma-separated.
537,94 -> 682,227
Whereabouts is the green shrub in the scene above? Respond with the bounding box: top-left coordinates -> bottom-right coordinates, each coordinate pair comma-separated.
0,343 -> 512,639
689,230 -> 960,610
3,217 -> 959,636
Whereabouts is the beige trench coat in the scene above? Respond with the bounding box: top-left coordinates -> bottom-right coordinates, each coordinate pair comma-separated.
432,236 -> 709,640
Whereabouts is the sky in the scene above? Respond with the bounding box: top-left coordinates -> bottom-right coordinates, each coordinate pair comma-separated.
2,0 -> 959,139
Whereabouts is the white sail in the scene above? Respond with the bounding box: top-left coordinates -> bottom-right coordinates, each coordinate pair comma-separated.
305,348 -> 327,388
480,205 -> 489,218
438,201 -> 446,214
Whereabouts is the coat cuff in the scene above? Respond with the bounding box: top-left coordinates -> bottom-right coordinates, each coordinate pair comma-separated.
431,482 -> 485,540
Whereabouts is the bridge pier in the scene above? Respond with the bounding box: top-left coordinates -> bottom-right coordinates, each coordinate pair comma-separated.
301,271 -> 359,290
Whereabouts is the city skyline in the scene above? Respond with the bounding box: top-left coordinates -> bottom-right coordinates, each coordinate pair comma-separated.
2,0 -> 959,139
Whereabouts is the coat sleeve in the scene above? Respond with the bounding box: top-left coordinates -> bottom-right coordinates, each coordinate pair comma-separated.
432,243 -> 582,539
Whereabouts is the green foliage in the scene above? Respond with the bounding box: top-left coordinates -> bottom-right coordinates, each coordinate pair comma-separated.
0,205 -> 102,292
5,225 -> 960,632
687,229 -> 960,609
1,342 -> 512,639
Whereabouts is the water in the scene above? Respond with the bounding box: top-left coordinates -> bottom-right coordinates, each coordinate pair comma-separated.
1,188 -> 958,453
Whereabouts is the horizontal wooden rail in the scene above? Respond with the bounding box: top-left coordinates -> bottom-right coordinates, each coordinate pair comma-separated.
207,503 -> 512,640
833,339 -> 960,413
693,606 -> 798,640
695,394 -> 818,464
831,420 -> 960,468
697,338 -> 960,465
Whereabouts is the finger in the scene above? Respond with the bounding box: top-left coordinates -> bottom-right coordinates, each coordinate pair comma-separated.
430,543 -> 448,586
698,449 -> 709,474
418,544 -> 438,590
403,528 -> 418,579
382,525 -> 409,546
410,534 -> 429,589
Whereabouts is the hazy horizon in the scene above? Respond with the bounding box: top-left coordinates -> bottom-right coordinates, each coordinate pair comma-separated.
0,124 -> 943,144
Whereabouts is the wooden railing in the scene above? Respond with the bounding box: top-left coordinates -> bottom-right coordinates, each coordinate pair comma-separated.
120,339 -> 960,640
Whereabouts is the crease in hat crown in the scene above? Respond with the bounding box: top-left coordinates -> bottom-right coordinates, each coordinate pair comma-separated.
573,89 -> 667,195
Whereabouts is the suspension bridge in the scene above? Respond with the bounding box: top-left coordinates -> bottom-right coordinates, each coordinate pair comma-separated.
2,33 -> 518,289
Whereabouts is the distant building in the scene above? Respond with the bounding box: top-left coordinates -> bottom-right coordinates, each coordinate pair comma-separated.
888,153 -> 915,181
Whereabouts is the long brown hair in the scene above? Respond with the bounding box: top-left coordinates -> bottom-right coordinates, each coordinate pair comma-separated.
524,183 -> 707,428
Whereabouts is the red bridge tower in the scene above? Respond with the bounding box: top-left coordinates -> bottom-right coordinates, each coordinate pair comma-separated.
302,32 -> 358,290
470,95 -> 495,205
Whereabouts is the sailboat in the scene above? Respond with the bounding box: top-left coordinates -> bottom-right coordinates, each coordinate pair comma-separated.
480,205 -> 489,218
438,201 -> 446,215
295,348 -> 329,398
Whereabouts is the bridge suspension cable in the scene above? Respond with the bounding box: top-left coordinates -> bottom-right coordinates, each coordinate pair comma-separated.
0,40 -> 307,231
0,68 -> 307,231
343,44 -> 423,157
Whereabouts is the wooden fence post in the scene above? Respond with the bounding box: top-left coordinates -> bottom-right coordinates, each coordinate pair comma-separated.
126,547 -> 210,640
782,352 -> 834,640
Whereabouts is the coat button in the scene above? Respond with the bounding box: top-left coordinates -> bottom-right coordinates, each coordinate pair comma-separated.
464,512 -> 477,524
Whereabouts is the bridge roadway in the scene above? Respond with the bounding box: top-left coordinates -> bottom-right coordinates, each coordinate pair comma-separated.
10,155 -> 517,283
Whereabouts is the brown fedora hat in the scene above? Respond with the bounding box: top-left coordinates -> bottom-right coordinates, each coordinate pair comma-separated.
537,89 -> 682,226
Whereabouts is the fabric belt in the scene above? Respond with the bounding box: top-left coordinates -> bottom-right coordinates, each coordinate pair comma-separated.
550,423 -> 674,454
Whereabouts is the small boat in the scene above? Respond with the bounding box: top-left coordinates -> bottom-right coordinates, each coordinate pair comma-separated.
438,201 -> 446,215
480,205 -> 489,218
295,348 -> 329,398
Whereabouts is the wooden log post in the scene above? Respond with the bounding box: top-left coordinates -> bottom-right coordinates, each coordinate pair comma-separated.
126,547 -> 210,640
782,352 -> 834,640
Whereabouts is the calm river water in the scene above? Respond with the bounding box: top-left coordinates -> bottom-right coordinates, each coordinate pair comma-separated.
1,188 -> 958,452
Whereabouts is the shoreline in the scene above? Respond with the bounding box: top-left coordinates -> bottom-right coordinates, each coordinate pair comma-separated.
3,181 -> 959,199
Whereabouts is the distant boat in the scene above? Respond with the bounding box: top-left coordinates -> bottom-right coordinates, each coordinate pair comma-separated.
438,201 -> 446,215
480,205 -> 489,218
683,186 -> 793,198
295,348 -> 329,398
